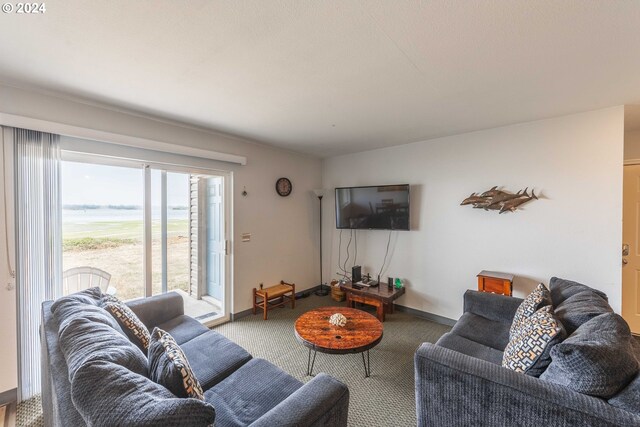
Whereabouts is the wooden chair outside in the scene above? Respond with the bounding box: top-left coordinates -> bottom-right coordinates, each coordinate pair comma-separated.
63,267 -> 115,296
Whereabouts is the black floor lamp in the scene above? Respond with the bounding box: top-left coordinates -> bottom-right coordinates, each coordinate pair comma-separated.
314,189 -> 329,296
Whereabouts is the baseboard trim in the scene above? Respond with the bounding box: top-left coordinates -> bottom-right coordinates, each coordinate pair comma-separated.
395,304 -> 456,327
230,308 -> 253,321
229,288 -> 455,327
231,285 -> 323,321
0,389 -> 16,406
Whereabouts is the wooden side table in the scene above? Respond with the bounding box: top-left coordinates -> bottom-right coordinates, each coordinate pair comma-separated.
477,270 -> 514,296
253,280 -> 295,320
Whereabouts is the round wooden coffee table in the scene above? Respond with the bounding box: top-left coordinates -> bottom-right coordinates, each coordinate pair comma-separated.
294,306 -> 383,378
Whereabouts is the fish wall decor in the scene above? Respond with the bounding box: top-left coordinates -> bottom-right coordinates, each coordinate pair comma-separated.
461,186 -> 538,213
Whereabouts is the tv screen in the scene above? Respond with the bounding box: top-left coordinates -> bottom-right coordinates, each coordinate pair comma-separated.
335,185 -> 410,230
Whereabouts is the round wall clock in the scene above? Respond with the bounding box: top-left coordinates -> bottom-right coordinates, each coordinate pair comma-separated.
275,177 -> 292,197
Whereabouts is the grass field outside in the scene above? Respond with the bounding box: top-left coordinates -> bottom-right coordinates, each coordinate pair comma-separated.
63,219 -> 190,300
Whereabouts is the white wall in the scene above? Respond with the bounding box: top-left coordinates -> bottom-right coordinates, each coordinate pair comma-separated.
323,107 -> 625,319
0,84 -> 322,317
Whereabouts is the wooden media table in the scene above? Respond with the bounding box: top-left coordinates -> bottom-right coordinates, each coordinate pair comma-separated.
339,281 -> 406,322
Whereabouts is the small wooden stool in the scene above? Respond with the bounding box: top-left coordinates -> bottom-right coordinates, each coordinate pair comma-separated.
253,280 -> 295,320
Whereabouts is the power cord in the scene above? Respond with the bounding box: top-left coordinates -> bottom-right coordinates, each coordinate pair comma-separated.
342,229 -> 353,278
337,229 -> 349,280
377,230 -> 392,280
353,230 -> 357,265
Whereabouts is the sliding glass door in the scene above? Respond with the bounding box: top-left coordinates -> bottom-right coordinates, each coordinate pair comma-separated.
61,158 -> 229,324
61,162 -> 145,299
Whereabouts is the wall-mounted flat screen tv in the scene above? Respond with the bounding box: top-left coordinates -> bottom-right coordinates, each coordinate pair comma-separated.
335,184 -> 410,230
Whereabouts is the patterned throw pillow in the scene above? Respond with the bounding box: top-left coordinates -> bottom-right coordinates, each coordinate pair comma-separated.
503,305 -> 564,376
148,328 -> 204,400
102,295 -> 151,351
509,283 -> 552,338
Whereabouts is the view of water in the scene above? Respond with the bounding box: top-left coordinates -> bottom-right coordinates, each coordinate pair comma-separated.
63,207 -> 189,223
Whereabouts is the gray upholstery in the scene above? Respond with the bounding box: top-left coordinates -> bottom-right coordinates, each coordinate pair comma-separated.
449,312 -> 510,351
549,276 -> 608,307
58,302 -> 125,337
181,330 -> 252,390
50,286 -> 102,314
41,301 -> 86,427
462,289 -> 523,324
156,314 -> 209,345
609,372 -> 640,416
416,284 -> 640,426
41,290 -> 349,427
250,373 -> 350,427
554,290 -> 613,335
72,359 -> 215,426
205,358 -> 303,427
436,332 -> 503,365
415,343 -> 640,426
54,302 -> 147,382
127,292 -> 185,330
540,312 -> 638,398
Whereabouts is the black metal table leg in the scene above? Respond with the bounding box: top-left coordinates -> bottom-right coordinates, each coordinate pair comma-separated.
306,348 -> 317,376
361,350 -> 371,378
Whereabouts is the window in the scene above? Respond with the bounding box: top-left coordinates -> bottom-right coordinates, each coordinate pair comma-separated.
62,162 -> 145,299
61,159 -> 228,323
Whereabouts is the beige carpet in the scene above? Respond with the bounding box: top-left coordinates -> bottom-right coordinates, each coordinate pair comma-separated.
213,295 -> 451,426
16,396 -> 42,427
17,295 -> 451,426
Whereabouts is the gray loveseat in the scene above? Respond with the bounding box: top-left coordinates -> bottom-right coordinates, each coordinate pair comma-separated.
41,289 -> 349,426
415,277 -> 640,426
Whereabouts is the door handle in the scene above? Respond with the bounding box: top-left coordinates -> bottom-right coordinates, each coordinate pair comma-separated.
623,258 -> 628,265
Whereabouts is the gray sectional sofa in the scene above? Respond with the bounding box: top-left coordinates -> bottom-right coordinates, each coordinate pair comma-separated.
415,277 -> 640,427
41,289 -> 349,426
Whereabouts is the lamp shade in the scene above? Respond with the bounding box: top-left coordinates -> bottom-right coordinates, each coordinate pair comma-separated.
313,188 -> 326,198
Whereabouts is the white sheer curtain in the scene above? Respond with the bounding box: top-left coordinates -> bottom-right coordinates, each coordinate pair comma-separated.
13,127 -> 63,401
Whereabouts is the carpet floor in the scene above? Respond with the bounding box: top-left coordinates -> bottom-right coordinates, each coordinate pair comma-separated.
17,294 -> 451,427
212,295 -> 451,427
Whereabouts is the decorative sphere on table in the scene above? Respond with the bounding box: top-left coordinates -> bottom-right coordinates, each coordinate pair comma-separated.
329,313 -> 347,327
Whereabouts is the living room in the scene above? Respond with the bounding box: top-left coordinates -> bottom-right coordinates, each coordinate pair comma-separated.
1,2 -> 639,426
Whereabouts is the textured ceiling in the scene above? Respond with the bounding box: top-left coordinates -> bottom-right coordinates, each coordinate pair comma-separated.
1,1 -> 640,157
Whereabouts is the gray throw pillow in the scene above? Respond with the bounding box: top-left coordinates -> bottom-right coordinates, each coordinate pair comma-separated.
58,313 -> 148,382
72,359 -> 215,427
554,291 -> 613,335
57,303 -> 125,337
148,328 -> 205,400
540,313 -> 638,398
51,286 -> 103,315
549,277 -> 607,307
609,372 -> 640,416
